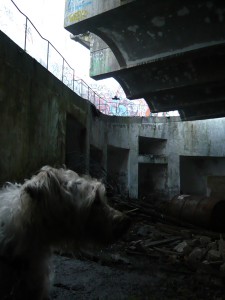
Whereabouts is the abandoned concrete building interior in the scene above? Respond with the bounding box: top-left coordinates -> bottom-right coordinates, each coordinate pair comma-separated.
1,0 -> 225,299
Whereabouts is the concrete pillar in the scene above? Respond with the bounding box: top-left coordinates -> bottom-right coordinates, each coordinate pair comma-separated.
128,125 -> 138,199
167,153 -> 180,200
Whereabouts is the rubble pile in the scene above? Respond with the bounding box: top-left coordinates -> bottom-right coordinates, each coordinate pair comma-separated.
126,222 -> 225,275
107,196 -> 225,286
57,196 -> 225,299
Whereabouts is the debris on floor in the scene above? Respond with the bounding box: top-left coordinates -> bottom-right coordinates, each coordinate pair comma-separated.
107,196 -> 225,286
52,196 -> 225,299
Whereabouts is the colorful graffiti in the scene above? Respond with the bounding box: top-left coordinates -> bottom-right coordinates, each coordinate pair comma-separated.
99,98 -> 150,117
66,0 -> 92,13
66,10 -> 88,24
64,0 -> 92,26
88,82 -> 150,117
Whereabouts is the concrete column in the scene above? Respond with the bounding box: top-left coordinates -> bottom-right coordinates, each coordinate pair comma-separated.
128,125 -> 139,199
128,150 -> 138,199
167,153 -> 180,200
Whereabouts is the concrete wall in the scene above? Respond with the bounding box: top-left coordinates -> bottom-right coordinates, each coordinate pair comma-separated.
90,34 -> 120,78
0,30 -> 90,183
106,117 -> 225,199
1,29 -> 225,202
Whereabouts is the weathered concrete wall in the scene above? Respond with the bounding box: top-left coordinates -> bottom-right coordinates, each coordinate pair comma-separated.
106,117 -> 225,199
1,29 -> 225,202
64,0 -> 225,121
0,30 -> 90,183
90,35 -> 120,78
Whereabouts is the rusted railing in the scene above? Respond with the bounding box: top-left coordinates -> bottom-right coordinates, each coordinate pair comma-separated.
0,0 -> 149,116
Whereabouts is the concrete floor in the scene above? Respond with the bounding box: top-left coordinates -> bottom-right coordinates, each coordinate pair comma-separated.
50,219 -> 225,300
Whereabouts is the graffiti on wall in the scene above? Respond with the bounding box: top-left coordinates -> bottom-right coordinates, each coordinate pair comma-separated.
64,0 -> 92,26
66,0 -> 92,14
99,98 -> 150,117
89,82 -> 150,117
66,10 -> 88,24
1,0 -> 179,118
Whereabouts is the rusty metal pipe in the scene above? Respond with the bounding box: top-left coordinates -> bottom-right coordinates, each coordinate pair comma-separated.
168,195 -> 225,231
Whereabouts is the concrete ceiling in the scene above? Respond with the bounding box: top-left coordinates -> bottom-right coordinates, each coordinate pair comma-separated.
66,0 -> 225,121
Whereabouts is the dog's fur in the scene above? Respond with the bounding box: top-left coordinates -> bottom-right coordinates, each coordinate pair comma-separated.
0,166 -> 130,300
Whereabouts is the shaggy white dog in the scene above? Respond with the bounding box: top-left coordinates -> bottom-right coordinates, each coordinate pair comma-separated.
0,166 -> 130,300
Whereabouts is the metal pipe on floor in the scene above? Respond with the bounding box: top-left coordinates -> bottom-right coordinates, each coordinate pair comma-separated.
168,194 -> 225,231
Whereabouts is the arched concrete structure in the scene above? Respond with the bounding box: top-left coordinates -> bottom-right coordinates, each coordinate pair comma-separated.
65,0 -> 225,121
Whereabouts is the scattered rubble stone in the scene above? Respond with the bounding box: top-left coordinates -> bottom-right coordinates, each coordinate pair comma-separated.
174,241 -> 189,253
108,196 -> 225,294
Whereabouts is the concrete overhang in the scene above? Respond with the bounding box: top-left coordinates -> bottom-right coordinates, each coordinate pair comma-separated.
65,0 -> 225,121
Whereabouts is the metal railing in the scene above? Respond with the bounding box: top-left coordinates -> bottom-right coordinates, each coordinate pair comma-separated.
0,0 -> 149,117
